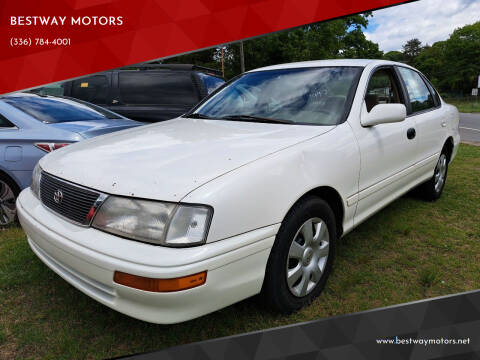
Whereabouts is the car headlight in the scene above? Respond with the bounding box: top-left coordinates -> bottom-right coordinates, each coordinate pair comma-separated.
92,196 -> 213,247
31,163 -> 42,198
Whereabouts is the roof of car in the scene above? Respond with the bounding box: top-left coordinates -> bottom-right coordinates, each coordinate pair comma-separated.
0,92 -> 77,103
0,92 -> 39,99
248,59 -> 414,72
118,64 -> 223,77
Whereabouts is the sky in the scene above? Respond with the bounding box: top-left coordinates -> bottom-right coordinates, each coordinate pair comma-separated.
365,0 -> 480,52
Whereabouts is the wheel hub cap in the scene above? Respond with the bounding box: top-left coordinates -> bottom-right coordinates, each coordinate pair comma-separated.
286,218 -> 330,298
434,154 -> 447,192
302,248 -> 314,266
0,180 -> 16,226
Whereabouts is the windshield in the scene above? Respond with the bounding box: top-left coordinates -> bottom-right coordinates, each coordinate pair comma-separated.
192,67 -> 362,125
3,95 -> 121,123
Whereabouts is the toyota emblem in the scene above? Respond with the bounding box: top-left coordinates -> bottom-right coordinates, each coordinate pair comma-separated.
53,189 -> 63,204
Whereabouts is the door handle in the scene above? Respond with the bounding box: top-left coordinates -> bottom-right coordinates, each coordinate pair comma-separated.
407,128 -> 416,140
441,122 -> 447,128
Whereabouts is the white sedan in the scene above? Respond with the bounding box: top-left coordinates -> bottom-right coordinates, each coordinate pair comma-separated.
17,59 -> 460,324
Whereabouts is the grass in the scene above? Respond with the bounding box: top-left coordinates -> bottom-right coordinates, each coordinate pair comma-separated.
1,144 -> 480,359
444,98 -> 480,113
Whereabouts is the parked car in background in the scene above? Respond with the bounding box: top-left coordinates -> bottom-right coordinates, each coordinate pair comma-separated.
0,93 -> 141,225
18,60 -> 460,323
30,64 -> 225,122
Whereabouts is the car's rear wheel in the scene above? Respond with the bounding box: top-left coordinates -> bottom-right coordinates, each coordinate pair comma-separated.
262,196 -> 336,313
0,174 -> 19,227
420,150 -> 449,201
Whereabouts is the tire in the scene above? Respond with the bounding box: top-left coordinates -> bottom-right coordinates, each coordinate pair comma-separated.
420,149 -> 449,201
261,196 -> 337,313
0,173 -> 20,227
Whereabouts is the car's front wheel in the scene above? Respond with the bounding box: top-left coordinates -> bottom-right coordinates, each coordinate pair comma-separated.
0,174 -> 19,227
262,196 -> 336,313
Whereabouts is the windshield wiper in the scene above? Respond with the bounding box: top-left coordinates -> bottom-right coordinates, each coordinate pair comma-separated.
185,113 -> 294,124
184,113 -> 214,119
218,114 -> 294,124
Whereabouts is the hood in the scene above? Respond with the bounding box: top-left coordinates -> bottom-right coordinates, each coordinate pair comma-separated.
47,119 -> 142,138
40,118 -> 334,202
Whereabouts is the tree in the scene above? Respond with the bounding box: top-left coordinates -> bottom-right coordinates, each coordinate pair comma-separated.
384,50 -> 404,62
414,21 -> 480,95
443,22 -> 480,93
165,13 -> 382,79
413,42 -> 447,89
341,27 -> 384,59
164,47 -> 219,71
402,38 -> 423,64
220,13 -> 383,78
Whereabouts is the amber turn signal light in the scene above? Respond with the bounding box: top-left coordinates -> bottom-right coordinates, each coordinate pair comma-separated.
113,271 -> 207,292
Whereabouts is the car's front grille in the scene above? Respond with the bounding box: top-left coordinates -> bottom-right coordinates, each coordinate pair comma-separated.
40,172 -> 102,226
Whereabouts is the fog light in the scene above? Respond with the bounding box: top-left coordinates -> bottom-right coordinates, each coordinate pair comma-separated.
113,271 -> 207,292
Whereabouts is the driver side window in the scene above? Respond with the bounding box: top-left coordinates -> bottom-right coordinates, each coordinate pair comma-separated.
366,68 -> 403,112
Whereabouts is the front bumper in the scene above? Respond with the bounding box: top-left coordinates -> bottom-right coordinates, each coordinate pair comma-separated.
17,189 -> 277,324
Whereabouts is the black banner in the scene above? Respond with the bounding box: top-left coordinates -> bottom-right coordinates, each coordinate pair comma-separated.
116,290 -> 480,360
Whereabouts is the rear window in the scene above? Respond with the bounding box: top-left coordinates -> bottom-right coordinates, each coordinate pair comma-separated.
3,95 -> 121,123
0,114 -> 15,128
30,83 -> 66,97
118,72 -> 197,105
196,73 -> 225,94
71,75 -> 108,104
421,75 -> 441,107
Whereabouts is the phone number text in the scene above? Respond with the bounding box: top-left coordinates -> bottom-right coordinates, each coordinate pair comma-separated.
10,38 -> 71,47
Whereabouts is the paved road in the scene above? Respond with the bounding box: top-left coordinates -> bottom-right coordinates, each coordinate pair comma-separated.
459,113 -> 480,145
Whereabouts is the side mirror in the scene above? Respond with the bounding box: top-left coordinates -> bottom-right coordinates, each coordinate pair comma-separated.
361,103 -> 407,127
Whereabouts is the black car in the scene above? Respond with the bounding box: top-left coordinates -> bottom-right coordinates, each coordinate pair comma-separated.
30,64 -> 225,122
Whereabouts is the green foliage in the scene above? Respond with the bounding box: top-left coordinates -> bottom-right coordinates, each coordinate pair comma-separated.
414,21 -> 480,94
402,38 -> 423,64
342,27 -> 384,59
442,22 -> 480,93
384,50 -> 404,62
419,267 -> 440,289
166,17 -> 480,96
443,98 -> 480,113
164,47 -> 219,70
166,14 -> 382,79
414,42 -> 447,88
225,14 -> 382,78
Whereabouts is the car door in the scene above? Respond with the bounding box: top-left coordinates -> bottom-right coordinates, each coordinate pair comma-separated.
0,110 -> 35,190
70,73 -> 112,107
0,113 -> 20,172
396,66 -> 447,168
349,66 -> 418,226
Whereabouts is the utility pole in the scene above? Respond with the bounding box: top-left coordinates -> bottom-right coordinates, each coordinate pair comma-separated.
239,41 -> 245,73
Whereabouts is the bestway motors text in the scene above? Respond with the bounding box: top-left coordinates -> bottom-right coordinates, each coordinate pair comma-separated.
10,16 -> 124,26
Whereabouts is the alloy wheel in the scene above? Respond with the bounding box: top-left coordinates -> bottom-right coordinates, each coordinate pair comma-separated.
434,154 -> 447,192
0,180 -> 16,226
286,218 -> 330,297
